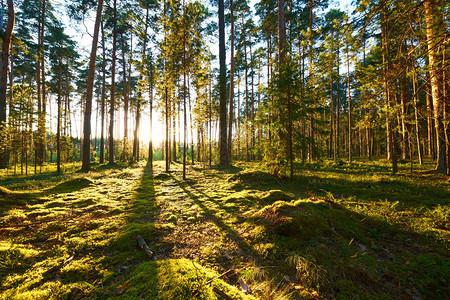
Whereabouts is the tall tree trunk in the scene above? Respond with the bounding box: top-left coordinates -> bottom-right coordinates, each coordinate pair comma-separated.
109,0 -> 117,164
81,0 -> 103,171
209,81 -> 212,167
57,57 -> 62,173
133,8 -> 149,163
250,39 -> 255,159
148,54 -> 153,166
227,0 -> 235,163
0,0 -> 14,168
9,55 -> 14,170
182,2 -> 187,179
443,50 -> 449,175
121,35 -> 129,161
237,76 -> 241,159
412,68 -> 423,165
424,0 -> 446,171
35,0 -> 45,167
100,20 -> 106,163
278,0 -> 292,179
267,37 -> 272,143
243,17 -> 249,162
189,78 -> 194,165
165,86 -> 169,171
336,56 -> 340,159
381,6 -> 397,174
172,105 -> 176,162
426,71 -> 435,158
400,75 -> 409,160
218,0 -> 228,166
330,65 -> 334,160
37,0 -> 46,167
308,0 -> 314,161
347,36 -> 352,163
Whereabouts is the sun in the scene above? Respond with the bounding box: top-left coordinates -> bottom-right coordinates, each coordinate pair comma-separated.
140,112 -> 164,146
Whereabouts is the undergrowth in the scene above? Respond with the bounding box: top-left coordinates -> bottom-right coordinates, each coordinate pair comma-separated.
0,158 -> 448,299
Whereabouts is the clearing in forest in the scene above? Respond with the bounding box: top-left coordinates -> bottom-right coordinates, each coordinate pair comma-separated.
0,159 -> 449,299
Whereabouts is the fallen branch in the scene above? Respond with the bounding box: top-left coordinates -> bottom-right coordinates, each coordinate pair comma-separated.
213,286 -> 233,300
205,268 -> 235,286
136,235 -> 154,258
42,253 -> 75,277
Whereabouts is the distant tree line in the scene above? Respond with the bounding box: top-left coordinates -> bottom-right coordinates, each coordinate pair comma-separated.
0,0 -> 448,177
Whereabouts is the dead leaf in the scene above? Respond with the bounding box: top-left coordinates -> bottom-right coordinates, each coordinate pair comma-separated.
238,278 -> 251,294
115,286 -> 123,295
311,291 -> 319,299
293,285 -> 304,290
116,280 -> 130,295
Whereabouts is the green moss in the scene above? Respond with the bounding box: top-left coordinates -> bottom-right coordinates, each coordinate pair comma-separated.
106,259 -> 256,299
260,189 -> 295,203
1,159 -> 449,300
0,186 -> 12,195
166,214 -> 178,223
46,178 -> 94,194
114,223 -> 157,251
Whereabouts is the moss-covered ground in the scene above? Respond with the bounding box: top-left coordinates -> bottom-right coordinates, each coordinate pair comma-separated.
0,159 -> 448,299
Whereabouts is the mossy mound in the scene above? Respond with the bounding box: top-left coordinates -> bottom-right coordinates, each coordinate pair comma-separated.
260,189 -> 295,203
154,173 -> 172,180
47,178 -> 94,193
222,190 -> 258,203
0,186 -> 12,196
252,199 -> 354,241
228,170 -> 275,186
108,258 -> 256,299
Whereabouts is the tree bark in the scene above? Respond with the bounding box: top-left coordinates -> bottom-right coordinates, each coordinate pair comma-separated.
424,0 -> 446,171
133,8 -> 149,163
218,0 -> 228,166
109,0 -> 117,164
227,0 -> 235,163
0,0 -> 14,168
243,16 -> 249,162
100,20 -> 106,164
81,0 -> 103,171
148,54 -> 153,165
347,33 -> 352,163
57,57 -> 62,173
183,1 -> 187,179
36,0 -> 46,167
121,34 -> 129,161
381,6 -> 397,174
165,86 -> 169,171
426,71 -> 435,158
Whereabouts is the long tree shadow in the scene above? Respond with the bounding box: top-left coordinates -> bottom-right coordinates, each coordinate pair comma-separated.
94,164 -> 249,299
171,174 -> 262,265
84,160 -> 161,298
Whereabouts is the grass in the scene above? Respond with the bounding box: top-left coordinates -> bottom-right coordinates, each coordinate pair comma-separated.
0,158 -> 448,299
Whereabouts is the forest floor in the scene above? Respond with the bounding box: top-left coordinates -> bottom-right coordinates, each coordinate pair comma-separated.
0,159 -> 449,299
